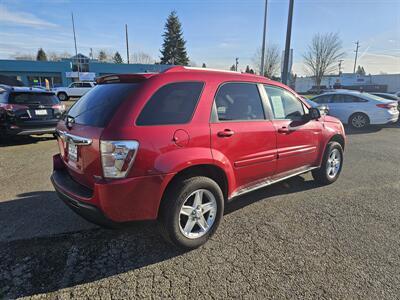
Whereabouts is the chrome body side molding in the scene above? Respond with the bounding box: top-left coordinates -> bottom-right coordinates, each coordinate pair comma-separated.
56,129 -> 92,146
229,166 -> 319,199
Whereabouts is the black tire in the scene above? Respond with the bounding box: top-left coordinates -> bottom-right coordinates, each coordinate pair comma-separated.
349,112 -> 369,129
57,92 -> 68,101
158,176 -> 224,249
312,141 -> 344,185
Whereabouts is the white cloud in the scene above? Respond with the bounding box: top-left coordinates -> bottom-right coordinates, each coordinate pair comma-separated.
0,4 -> 57,28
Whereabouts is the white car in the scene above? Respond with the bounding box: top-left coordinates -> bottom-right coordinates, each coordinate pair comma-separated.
53,81 -> 96,101
311,90 -> 399,129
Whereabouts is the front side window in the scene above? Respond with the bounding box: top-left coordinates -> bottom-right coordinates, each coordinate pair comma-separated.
264,85 -> 304,120
214,83 -> 265,121
313,95 -> 331,104
136,82 -> 204,126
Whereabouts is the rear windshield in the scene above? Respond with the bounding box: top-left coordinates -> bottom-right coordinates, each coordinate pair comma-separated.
67,83 -> 139,127
9,92 -> 59,105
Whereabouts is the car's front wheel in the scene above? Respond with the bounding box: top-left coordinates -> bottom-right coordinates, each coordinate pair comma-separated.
57,92 -> 68,101
312,141 -> 343,185
159,176 -> 224,249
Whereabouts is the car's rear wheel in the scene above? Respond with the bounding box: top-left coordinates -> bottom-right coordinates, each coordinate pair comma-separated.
57,92 -> 68,101
312,141 -> 343,185
349,112 -> 369,129
159,176 -> 224,249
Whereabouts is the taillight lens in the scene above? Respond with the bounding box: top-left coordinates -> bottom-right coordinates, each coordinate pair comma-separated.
376,103 -> 395,109
100,140 -> 139,178
0,103 -> 28,112
52,104 -> 66,112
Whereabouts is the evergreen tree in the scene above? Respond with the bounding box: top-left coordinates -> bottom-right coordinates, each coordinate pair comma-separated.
113,51 -> 123,64
202,63 -> 206,68
160,11 -> 189,65
229,64 -> 236,71
356,65 -> 366,76
245,65 -> 251,73
36,48 -> 47,61
98,50 -> 107,62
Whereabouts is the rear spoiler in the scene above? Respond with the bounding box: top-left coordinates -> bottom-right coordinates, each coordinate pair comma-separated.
96,73 -> 156,84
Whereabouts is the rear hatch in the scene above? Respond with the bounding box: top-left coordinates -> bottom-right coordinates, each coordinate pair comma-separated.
8,91 -> 63,128
57,81 -> 142,189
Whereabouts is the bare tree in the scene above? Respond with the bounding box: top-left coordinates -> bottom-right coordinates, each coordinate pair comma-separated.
252,45 -> 280,78
303,32 -> 345,88
48,51 -> 72,61
13,52 -> 35,60
130,51 -> 155,64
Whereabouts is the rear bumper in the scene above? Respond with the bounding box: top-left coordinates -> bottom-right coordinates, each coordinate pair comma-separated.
51,154 -> 175,223
370,110 -> 399,125
1,120 -> 58,136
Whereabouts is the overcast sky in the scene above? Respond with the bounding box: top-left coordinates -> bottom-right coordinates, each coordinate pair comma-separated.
0,0 -> 399,75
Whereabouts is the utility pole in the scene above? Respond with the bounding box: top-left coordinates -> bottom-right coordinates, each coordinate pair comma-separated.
338,59 -> 344,75
71,12 -> 80,79
353,41 -> 360,74
235,57 -> 239,71
125,24 -> 130,64
282,0 -> 294,85
260,0 -> 268,76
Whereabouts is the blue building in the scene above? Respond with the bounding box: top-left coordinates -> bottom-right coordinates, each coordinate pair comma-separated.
0,54 -> 171,87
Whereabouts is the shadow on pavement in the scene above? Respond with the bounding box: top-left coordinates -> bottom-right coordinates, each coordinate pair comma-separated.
0,135 -> 55,147
344,122 -> 399,135
0,175 -> 321,298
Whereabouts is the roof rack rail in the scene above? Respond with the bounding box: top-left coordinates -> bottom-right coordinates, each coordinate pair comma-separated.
162,66 -> 241,74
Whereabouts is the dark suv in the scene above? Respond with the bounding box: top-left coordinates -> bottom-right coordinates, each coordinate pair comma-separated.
51,67 -> 346,249
0,85 -> 65,138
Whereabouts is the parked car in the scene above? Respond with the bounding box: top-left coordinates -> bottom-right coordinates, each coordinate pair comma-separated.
0,85 -> 65,138
53,81 -> 96,101
311,91 -> 399,129
51,67 -> 346,249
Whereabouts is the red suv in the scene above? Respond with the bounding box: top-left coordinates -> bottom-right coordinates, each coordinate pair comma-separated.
51,67 -> 345,249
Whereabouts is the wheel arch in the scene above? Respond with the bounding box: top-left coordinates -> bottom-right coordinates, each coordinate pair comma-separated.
157,164 -> 229,218
318,133 -> 345,166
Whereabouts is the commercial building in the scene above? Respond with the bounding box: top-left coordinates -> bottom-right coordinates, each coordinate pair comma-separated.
0,54 -> 171,87
295,73 -> 400,93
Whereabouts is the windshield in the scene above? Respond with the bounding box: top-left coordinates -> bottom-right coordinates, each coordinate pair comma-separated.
9,92 -> 59,105
67,83 -> 140,127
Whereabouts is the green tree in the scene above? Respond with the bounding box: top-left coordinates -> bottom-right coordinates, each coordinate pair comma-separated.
356,65 -> 366,76
113,51 -> 123,64
36,48 -> 47,61
160,11 -> 189,65
98,50 -> 107,62
202,63 -> 206,68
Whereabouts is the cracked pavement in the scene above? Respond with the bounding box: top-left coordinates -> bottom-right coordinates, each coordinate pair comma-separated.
0,124 -> 399,299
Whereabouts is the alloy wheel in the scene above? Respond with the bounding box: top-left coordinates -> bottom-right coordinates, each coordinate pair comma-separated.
179,189 -> 217,239
326,148 -> 341,179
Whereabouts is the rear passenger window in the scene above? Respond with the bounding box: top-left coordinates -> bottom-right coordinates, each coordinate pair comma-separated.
136,82 -> 204,126
214,83 -> 265,121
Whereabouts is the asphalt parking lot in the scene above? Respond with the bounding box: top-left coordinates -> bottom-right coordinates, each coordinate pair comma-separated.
0,123 -> 399,299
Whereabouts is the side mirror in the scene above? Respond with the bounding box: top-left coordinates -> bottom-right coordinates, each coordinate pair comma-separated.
308,107 -> 321,120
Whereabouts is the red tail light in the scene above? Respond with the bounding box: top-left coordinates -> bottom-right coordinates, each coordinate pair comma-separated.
376,103 -> 395,109
0,103 -> 28,112
52,104 -> 66,111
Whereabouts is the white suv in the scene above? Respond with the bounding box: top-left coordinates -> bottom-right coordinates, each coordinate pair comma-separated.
53,82 -> 96,101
